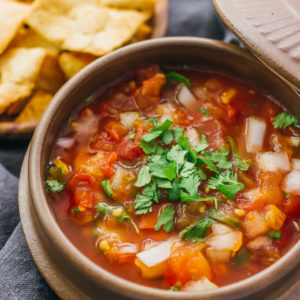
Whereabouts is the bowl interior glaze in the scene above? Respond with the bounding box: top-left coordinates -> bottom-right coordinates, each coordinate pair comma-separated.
28,37 -> 300,300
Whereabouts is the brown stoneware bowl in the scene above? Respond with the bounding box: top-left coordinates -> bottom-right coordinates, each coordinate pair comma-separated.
20,37 -> 300,300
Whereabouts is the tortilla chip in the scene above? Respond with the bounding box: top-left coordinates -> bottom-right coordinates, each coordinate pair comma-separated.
36,53 -> 65,93
129,23 -> 152,43
15,90 -> 52,123
9,27 -> 59,54
59,52 -> 97,79
26,0 -> 149,55
0,0 -> 31,54
102,0 -> 155,12
0,47 -> 48,114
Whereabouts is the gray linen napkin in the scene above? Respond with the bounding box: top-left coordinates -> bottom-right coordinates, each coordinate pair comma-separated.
0,1 -> 241,299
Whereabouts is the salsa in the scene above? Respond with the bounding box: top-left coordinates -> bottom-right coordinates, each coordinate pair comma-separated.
46,65 -> 300,292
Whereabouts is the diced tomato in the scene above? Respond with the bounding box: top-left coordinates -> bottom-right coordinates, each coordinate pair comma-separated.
165,243 -> 212,286
212,263 -> 228,283
74,189 -> 94,208
177,109 -> 193,126
284,195 -> 300,218
67,173 -> 96,191
135,65 -> 161,84
135,73 -> 166,109
105,121 -> 128,142
276,223 -> 292,247
224,103 -> 239,124
100,152 -> 118,178
262,101 -> 280,125
139,206 -> 160,230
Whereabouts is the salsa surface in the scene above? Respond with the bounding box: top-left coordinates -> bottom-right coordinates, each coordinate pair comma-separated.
46,65 -> 300,291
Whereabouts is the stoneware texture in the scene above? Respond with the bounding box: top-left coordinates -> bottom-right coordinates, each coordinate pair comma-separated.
21,37 -> 300,300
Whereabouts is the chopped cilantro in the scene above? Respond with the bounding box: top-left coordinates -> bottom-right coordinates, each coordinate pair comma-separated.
135,165 -> 151,187
148,157 -> 177,180
227,136 -> 250,171
170,285 -> 181,291
273,112 -> 299,129
173,127 -> 184,140
167,181 -> 180,201
156,178 -> 172,189
141,119 -> 173,142
267,230 -> 281,240
161,130 -> 173,145
128,133 -> 135,140
167,144 -> 187,171
197,155 -> 219,173
95,203 -> 140,234
204,146 -> 232,169
208,171 -> 244,200
232,248 -> 250,266
48,165 -> 63,182
138,140 -> 163,155
73,207 -> 79,214
285,192 -> 291,198
194,134 -> 209,152
180,191 -> 216,204
198,108 -> 210,117
149,118 -> 158,127
179,161 -> 195,178
100,180 -> 113,198
154,205 -> 175,232
179,174 -> 200,195
46,180 -> 65,193
166,72 -> 191,87
180,217 -> 213,242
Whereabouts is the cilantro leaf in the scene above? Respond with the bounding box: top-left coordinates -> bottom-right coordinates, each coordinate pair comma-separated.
161,130 -> 173,145
46,180 -> 65,192
180,217 -> 213,242
149,118 -> 158,127
100,180 -> 113,198
273,112 -> 299,129
156,178 -> 173,188
198,108 -> 210,117
138,140 -> 163,155
179,161 -> 195,178
180,190 -> 216,203
167,181 -> 180,201
197,168 -> 207,180
166,72 -> 191,87
197,155 -> 219,173
173,127 -> 184,140
267,230 -> 281,240
179,174 -> 200,195
205,146 -> 232,169
148,158 -> 177,180
194,134 -> 209,152
134,194 -> 153,214
208,172 -> 244,200
227,136 -> 250,171
155,205 -> 175,232
167,144 -> 187,171
135,165 -> 151,187
141,119 -> 173,142
177,134 -> 190,150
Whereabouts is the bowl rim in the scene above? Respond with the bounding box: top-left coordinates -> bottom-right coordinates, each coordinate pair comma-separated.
28,37 -> 300,299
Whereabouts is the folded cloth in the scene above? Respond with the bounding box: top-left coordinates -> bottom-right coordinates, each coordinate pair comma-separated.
0,1 -> 240,299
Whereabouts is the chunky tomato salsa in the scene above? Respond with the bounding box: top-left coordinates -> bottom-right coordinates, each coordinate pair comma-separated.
46,65 -> 300,291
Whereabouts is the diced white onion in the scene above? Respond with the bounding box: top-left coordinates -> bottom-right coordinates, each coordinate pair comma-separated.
292,159 -> 300,171
206,231 -> 242,251
177,84 -> 198,109
285,170 -> 300,195
243,211 -> 268,238
120,112 -> 140,130
245,117 -> 266,153
156,103 -> 177,123
289,137 -> 300,147
182,277 -> 218,292
211,223 -> 232,235
206,247 -> 231,263
185,128 -> 200,148
110,166 -> 136,193
56,137 -> 75,149
257,151 -> 290,173
136,241 -> 173,267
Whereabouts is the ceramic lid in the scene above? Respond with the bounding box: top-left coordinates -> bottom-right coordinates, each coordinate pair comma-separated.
213,0 -> 300,92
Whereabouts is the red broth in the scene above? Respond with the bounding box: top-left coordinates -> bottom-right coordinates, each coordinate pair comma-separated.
47,65 -> 300,291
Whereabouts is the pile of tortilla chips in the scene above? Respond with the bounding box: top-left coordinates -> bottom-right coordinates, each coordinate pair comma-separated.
0,0 -> 155,125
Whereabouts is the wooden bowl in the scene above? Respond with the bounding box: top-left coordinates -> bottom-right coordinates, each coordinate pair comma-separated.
20,37 -> 300,300
0,0 -> 168,140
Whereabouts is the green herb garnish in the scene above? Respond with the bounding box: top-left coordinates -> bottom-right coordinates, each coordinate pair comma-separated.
227,136 -> 250,171
100,180 -> 113,198
154,205 -> 176,232
267,230 -> 281,240
232,248 -> 250,266
128,133 -> 136,140
46,180 -> 65,192
166,72 -> 191,87
73,207 -> 80,214
198,108 -> 210,117
208,209 -> 241,227
180,217 -> 214,242
273,112 -> 299,129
